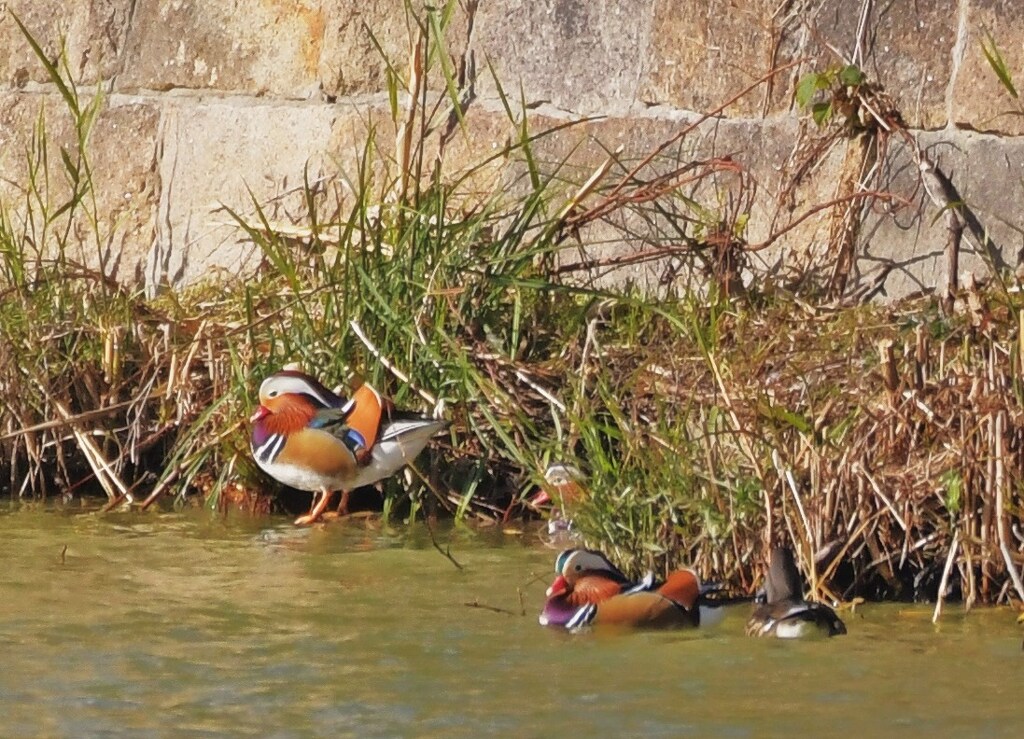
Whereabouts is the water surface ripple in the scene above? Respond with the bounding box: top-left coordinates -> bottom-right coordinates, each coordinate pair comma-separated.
0,507 -> 1019,737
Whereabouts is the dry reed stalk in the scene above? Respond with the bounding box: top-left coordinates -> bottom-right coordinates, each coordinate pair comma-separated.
553,146 -> 623,232
0,401 -> 136,441
932,528 -> 960,623
138,464 -> 183,511
704,350 -> 770,542
42,393 -> 128,502
396,27 -> 425,205
995,409 -> 1024,601
825,130 -> 875,298
348,319 -> 438,407
772,448 -> 816,589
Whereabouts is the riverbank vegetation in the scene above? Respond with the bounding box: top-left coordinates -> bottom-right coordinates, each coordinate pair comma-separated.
1,11 -> 1022,610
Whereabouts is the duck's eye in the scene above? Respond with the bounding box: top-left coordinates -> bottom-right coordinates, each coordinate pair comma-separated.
268,390 -> 279,398
574,564 -> 582,572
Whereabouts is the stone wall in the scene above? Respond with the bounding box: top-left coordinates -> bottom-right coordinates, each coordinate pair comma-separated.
1,0 -> 1022,298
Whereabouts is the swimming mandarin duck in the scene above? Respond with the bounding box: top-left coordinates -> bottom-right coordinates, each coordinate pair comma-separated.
250,370 -> 448,525
539,548 -> 726,630
746,547 -> 847,638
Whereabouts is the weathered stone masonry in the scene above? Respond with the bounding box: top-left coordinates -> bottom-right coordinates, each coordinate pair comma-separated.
1,1 -> 1022,298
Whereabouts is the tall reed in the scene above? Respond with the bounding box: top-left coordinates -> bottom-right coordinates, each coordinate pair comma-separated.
1,8 -> 1022,608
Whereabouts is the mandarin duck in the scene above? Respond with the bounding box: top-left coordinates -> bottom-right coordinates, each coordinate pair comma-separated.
250,370 -> 448,525
539,548 -> 726,630
745,547 -> 847,638
529,463 -> 585,547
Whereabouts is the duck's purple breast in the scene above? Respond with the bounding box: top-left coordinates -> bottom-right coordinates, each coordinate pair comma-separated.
250,418 -> 273,449
539,595 -> 583,627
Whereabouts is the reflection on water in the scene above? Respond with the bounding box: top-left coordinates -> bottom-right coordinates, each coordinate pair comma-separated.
0,503 -> 1020,737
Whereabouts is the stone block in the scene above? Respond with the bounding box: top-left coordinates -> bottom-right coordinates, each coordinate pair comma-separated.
0,92 -> 159,284
148,101 -> 369,289
641,0 -> 791,118
508,112 -> 1024,301
118,0 -> 325,97
118,1 -> 468,100
319,1 -> 469,99
474,0 -> 653,115
82,100 -> 162,283
413,103 -> 515,197
951,0 -> 1024,135
0,92 -> 36,188
0,1 -> 132,87
810,0 -> 954,130
150,98 -> 523,292
474,109 -> 840,295
862,128 -> 1024,298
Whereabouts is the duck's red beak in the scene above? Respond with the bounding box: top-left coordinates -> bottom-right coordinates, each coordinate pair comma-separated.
249,405 -> 270,423
546,574 -> 569,598
527,489 -> 552,507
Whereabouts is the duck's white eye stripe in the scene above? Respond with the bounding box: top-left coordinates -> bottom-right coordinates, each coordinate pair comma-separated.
302,382 -> 341,408
262,376 -> 340,408
306,386 -> 338,408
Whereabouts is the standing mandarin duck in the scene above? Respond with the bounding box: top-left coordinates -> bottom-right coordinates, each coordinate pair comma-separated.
528,463 -> 585,547
539,548 -> 726,630
250,369 -> 448,525
745,547 -> 847,638
529,463 -> 585,510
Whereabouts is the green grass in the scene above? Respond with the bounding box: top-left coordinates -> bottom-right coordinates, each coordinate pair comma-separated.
2,7 -> 1024,608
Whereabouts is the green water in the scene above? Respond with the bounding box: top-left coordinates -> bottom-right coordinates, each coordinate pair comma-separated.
0,505 -> 1019,737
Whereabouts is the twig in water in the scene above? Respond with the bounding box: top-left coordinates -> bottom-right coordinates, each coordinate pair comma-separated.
408,460 -> 457,517
139,465 -> 183,511
464,599 -> 520,616
100,493 -> 129,514
520,571 -> 550,591
59,545 -> 67,565
421,510 -> 463,570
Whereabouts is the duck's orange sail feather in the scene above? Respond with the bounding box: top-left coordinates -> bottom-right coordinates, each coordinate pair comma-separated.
345,384 -> 384,451
657,570 -> 700,610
